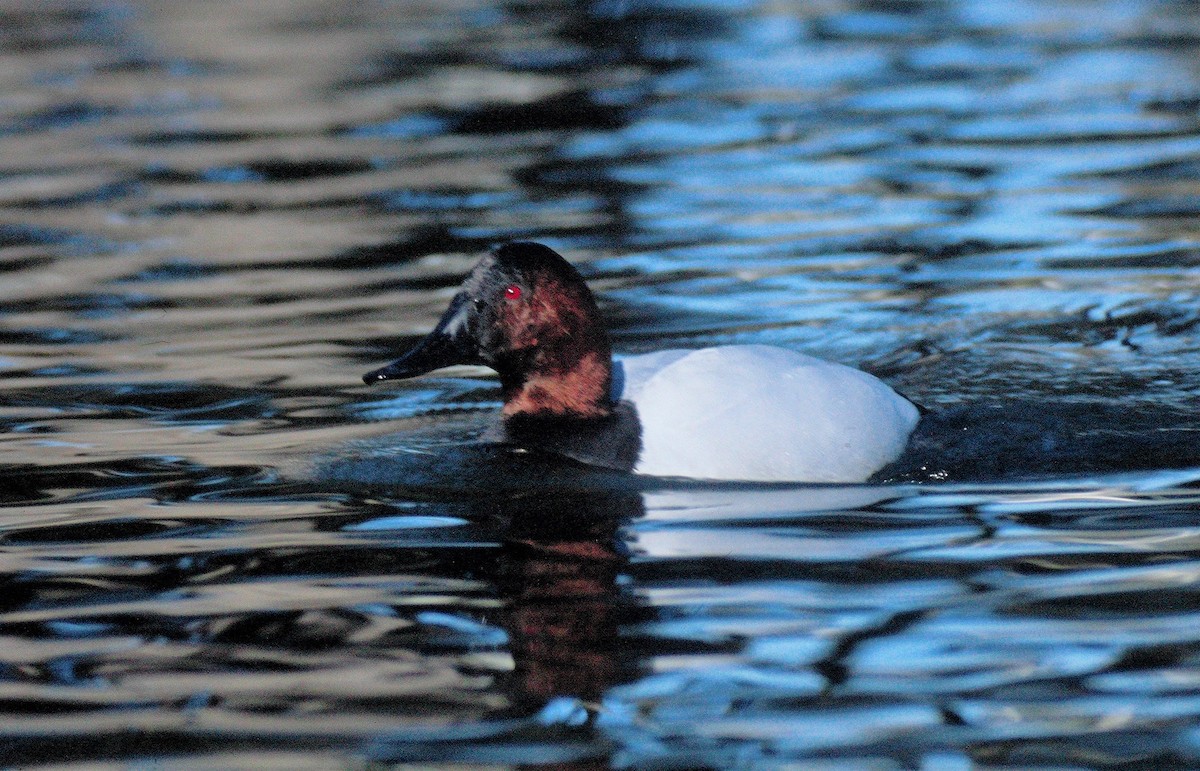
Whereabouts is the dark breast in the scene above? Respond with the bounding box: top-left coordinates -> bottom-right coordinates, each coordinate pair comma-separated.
481,401 -> 642,472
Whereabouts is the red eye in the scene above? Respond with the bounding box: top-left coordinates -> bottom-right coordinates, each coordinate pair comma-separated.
504,284 -> 522,300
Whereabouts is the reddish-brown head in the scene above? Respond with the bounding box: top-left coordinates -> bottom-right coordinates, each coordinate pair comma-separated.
364,242 -> 615,419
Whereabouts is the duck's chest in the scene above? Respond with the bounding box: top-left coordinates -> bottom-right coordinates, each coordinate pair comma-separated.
482,401 -> 642,472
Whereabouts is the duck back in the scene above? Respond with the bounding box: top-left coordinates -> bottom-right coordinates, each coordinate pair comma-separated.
618,345 -> 918,482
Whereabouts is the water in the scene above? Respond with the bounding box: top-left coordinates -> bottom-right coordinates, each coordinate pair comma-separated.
4,0 -> 1200,766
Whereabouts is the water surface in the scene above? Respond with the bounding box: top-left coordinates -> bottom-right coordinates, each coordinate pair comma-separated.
4,0 -> 1200,767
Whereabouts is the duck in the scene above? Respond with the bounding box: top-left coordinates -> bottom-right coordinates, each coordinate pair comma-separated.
362,241 -> 919,482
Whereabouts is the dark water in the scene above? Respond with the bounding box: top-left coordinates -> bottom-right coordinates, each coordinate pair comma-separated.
5,0 -> 1200,767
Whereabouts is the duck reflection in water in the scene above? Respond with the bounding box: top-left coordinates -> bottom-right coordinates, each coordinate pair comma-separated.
318,443 -> 644,766
496,486 -> 643,712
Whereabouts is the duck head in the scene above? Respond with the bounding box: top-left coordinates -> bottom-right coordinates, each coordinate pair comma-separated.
363,242 -> 615,419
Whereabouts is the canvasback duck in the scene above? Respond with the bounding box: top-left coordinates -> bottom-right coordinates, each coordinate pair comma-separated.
363,242 -> 919,482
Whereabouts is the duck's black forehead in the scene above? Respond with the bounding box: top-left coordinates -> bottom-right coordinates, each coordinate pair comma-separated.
463,252 -> 509,292
489,241 -> 580,281
462,242 -> 586,296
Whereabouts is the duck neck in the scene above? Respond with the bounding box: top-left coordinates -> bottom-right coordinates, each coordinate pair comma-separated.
499,344 -> 614,421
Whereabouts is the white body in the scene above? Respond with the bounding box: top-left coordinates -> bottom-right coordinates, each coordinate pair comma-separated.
616,345 -> 919,483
